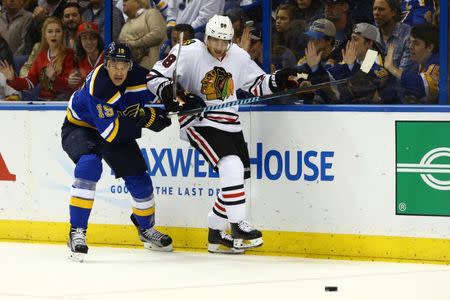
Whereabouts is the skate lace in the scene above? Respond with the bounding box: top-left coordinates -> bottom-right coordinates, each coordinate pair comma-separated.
238,220 -> 254,233
220,231 -> 234,242
72,228 -> 86,246
142,228 -> 165,242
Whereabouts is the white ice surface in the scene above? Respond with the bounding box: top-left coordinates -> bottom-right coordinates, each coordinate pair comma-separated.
0,242 -> 449,300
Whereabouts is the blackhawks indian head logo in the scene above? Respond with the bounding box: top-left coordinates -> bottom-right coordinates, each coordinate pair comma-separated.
200,66 -> 234,101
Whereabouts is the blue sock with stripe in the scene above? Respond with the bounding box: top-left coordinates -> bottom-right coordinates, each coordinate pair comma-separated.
69,154 -> 102,229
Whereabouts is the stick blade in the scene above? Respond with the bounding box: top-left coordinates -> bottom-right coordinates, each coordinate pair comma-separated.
360,49 -> 378,74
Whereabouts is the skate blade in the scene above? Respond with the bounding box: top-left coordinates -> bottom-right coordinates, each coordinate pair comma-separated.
68,251 -> 86,262
144,242 -> 174,252
233,238 -> 263,249
208,243 -> 245,254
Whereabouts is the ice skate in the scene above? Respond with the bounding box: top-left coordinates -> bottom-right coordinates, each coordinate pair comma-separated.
68,227 -> 88,262
208,228 -> 245,254
230,220 -> 263,249
130,214 -> 173,252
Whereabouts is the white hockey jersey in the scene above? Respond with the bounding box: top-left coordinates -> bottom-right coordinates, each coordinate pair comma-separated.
147,39 -> 275,139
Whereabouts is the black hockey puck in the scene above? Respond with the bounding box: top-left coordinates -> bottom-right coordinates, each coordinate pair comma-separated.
325,286 -> 338,292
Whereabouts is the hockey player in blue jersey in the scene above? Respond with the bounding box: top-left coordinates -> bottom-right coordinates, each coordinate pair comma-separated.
61,42 -> 173,262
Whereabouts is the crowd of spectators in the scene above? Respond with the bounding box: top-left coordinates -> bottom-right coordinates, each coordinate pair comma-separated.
0,0 -> 443,104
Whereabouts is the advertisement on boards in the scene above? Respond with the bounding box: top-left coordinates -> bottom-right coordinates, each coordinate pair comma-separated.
396,121 -> 450,217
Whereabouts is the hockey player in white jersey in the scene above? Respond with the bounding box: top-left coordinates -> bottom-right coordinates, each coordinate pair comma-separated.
147,15 -> 298,254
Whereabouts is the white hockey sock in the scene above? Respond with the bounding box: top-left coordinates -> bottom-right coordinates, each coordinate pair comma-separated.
207,209 -> 228,230
217,155 -> 246,223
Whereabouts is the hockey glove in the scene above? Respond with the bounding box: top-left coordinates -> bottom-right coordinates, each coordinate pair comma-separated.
160,82 -> 184,112
137,107 -> 172,132
272,67 -> 300,91
179,93 -> 206,112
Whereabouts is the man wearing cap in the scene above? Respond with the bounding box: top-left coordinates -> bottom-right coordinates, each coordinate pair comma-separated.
295,18 -> 338,103
300,18 -> 336,66
68,22 -> 104,89
320,22 -> 400,103
77,22 -> 104,76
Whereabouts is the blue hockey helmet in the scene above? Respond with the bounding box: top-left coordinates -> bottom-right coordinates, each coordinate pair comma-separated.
105,42 -> 133,68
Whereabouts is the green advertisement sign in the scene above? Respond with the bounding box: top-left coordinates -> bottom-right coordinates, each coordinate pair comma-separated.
396,121 -> 450,216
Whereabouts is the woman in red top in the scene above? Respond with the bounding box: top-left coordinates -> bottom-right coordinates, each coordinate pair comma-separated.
68,22 -> 104,89
0,17 -> 75,101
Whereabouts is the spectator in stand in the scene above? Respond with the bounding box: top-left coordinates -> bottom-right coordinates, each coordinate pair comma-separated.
298,18 -> 336,68
22,0 -> 68,55
82,0 -> 125,42
159,23 -> 194,59
294,0 -> 324,26
19,0 -> 77,76
67,21 -> 104,89
239,24 -> 264,68
0,36 -> 20,100
118,0 -> 166,70
62,2 -> 82,49
0,0 -> 32,55
401,0 -> 435,26
75,22 -> 103,78
116,0 -> 169,21
273,4 -> 307,60
171,23 -> 194,45
325,0 -> 353,64
166,0 -> 224,38
384,23 -> 439,104
226,8 -> 246,44
0,17 -> 75,100
313,23 -> 400,104
273,4 -> 296,49
373,0 -> 413,70
0,36 -> 14,77
296,18 -> 338,103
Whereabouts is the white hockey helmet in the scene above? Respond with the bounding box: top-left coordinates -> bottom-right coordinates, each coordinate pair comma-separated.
205,15 -> 234,41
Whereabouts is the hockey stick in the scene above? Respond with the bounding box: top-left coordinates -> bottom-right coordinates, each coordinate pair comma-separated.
173,49 -> 378,117
172,32 -> 184,103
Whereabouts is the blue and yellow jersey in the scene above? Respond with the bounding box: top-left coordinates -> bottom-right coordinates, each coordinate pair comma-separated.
67,63 -> 155,143
401,0 -> 435,26
401,53 -> 439,103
